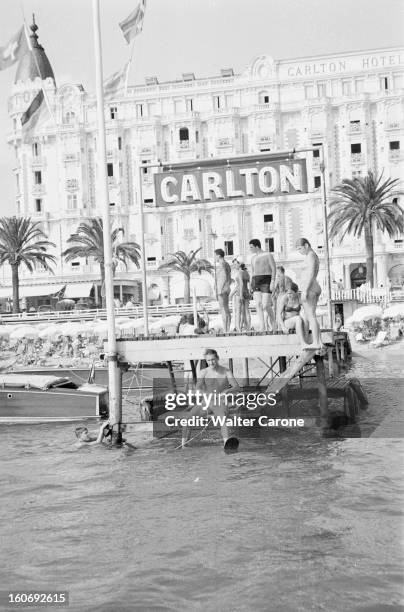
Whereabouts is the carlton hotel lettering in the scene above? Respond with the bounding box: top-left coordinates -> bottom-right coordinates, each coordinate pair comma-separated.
287,52 -> 404,77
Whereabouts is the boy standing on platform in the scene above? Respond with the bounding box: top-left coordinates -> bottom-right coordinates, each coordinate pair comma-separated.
215,249 -> 232,332
249,239 -> 276,332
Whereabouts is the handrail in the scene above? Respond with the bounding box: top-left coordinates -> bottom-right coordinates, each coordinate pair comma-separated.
0,302 -> 222,323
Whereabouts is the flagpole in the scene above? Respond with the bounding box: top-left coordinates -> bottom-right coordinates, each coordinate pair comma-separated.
124,37 -> 136,97
92,0 -> 121,429
20,16 -> 57,126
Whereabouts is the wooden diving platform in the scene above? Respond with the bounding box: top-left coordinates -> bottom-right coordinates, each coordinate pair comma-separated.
114,330 -> 334,362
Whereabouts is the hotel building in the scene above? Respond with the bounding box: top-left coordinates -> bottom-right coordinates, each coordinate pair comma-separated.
2,20 -> 404,306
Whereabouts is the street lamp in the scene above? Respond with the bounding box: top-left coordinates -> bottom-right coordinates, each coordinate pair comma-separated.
209,230 -> 218,299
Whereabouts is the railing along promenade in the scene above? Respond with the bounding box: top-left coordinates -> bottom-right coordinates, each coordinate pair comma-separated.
0,288 -> 403,324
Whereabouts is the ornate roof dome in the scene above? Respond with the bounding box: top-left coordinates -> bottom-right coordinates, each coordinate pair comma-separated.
14,16 -> 55,84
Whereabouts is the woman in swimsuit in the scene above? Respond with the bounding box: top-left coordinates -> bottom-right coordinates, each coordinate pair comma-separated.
279,279 -> 308,345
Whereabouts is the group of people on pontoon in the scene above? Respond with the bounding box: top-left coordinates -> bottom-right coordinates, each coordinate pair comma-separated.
214,236 -> 323,349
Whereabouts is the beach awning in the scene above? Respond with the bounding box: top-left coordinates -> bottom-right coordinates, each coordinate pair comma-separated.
19,284 -> 65,298
63,283 -> 94,299
0,284 -> 65,299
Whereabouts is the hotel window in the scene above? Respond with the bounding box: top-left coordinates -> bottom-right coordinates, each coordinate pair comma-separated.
136,103 -> 143,118
195,130 -> 199,143
214,95 -> 221,109
179,127 -> 189,141
71,261 -> 80,268
109,202 -> 115,207
107,163 -> 114,177
351,143 -> 361,154
64,111 -> 75,124
198,219 -> 202,232
118,136 -> 122,150
32,142 -> 41,157
313,143 -> 322,158
67,194 -> 77,210
342,81 -> 351,96
263,214 -> 273,223
35,198 -> 42,213
110,106 -> 117,119
389,141 -> 400,150
317,82 -> 327,97
142,159 -> 149,174
381,77 -> 389,91
304,85 -> 314,99
265,237 -> 275,253
224,240 -> 234,256
186,98 -> 193,112
314,176 -> 322,188
34,171 -> 42,184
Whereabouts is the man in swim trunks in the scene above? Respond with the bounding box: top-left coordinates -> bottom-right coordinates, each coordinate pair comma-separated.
182,348 -> 240,447
295,238 -> 323,349
249,238 -> 276,332
215,249 -> 232,332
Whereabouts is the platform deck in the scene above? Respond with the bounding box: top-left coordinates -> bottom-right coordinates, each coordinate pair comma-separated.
115,330 -> 334,362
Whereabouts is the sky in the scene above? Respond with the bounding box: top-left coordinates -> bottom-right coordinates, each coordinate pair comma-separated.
0,0 -> 403,214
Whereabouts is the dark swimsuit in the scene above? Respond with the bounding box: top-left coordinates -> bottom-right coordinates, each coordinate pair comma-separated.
251,275 -> 272,293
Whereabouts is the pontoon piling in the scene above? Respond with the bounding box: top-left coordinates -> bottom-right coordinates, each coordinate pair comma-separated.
242,358 -> 249,386
314,354 -> 329,423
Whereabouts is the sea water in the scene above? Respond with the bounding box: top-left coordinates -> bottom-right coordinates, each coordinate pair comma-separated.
0,346 -> 403,612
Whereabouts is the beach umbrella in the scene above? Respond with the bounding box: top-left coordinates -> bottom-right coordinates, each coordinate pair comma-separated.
38,324 -> 61,339
10,326 -> 39,340
351,305 -> 383,323
382,303 -> 404,319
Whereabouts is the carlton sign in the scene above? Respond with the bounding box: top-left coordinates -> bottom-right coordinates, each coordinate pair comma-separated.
153,158 -> 308,206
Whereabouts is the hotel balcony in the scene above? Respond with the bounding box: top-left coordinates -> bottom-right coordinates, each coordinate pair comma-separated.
66,178 -> 79,191
349,122 -> 362,133
31,156 -> 46,169
32,184 -> 45,197
263,222 -> 275,234
63,153 -> 80,164
351,153 -> 364,165
386,121 -> 401,130
216,137 -> 233,148
183,229 -> 196,241
389,150 -> 401,161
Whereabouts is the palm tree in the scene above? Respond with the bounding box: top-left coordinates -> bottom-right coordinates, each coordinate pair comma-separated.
0,216 -> 56,313
62,217 -> 141,307
158,248 -> 213,303
328,171 -> 404,287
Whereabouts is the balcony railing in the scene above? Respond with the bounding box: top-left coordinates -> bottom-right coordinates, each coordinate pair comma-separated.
389,150 -> 401,161
32,184 -> 45,196
216,137 -> 232,148
66,178 -> 79,191
263,222 -> 275,234
351,153 -> 364,164
349,122 -> 362,132
31,156 -> 46,168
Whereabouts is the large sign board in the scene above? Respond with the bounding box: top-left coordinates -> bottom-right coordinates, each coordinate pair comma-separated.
154,157 -> 308,207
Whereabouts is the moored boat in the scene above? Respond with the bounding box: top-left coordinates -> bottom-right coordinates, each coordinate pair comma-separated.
0,374 -> 108,423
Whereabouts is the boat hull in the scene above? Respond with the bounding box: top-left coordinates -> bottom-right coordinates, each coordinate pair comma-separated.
0,385 -> 108,424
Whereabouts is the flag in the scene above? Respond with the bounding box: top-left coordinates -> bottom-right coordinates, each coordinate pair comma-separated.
0,26 -> 27,71
104,61 -> 130,98
119,0 -> 146,44
21,90 -> 46,141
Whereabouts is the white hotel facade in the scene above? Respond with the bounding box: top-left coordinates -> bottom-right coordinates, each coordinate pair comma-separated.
3,21 -> 404,306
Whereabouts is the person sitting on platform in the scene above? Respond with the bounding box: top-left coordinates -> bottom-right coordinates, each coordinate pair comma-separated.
181,348 -> 240,448
278,280 -> 307,346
